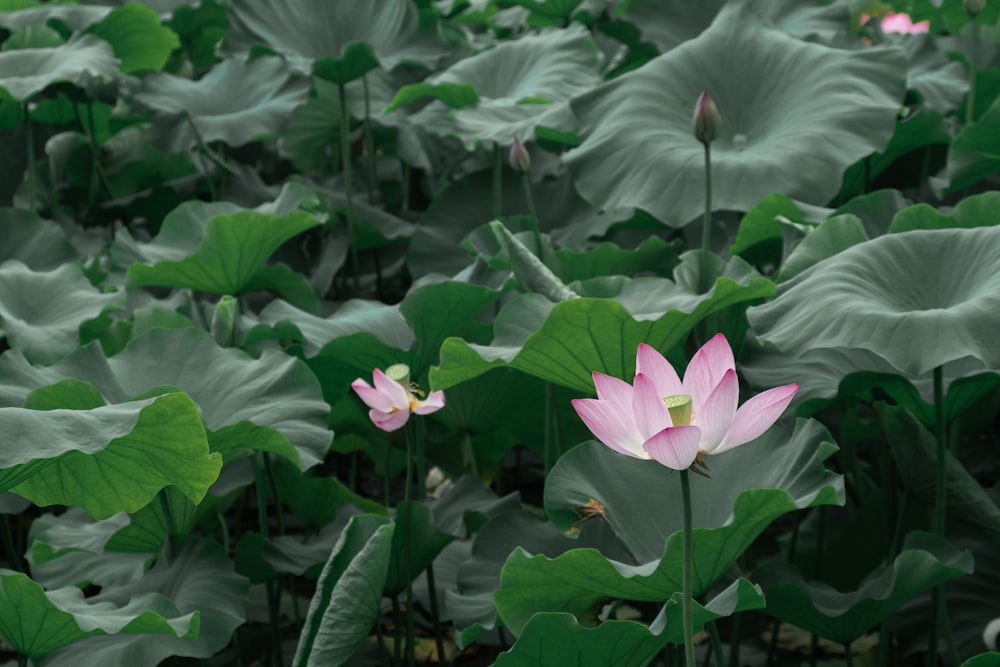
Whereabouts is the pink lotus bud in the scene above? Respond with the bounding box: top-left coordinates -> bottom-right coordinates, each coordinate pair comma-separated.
692,88 -> 721,145
966,0 -> 985,17
509,137 -> 530,173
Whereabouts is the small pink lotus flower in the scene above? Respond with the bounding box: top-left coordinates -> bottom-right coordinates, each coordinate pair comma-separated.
571,334 -> 798,472
509,137 -> 530,173
861,11 -> 930,34
351,364 -> 445,432
692,88 -> 721,146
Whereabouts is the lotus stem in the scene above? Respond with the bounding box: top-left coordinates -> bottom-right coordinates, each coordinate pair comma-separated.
843,643 -> 854,667
928,365 -> 948,665
363,74 -> 377,204
1,514 -> 23,571
183,111 -> 220,202
492,142 -> 503,219
544,382 -> 558,475
425,562 -> 448,666
157,489 -> 178,562
727,613 -> 741,667
24,102 -> 35,214
461,430 -> 479,478
375,614 -> 391,667
700,142 -> 713,298
520,172 -> 542,256
707,621 -> 724,667
968,20 -> 978,125
337,83 -> 361,294
391,591 -> 403,667
402,424 -> 417,667
680,469 -> 696,667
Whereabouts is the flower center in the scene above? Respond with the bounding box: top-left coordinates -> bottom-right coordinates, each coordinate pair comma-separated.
384,363 -> 411,387
662,394 -> 693,426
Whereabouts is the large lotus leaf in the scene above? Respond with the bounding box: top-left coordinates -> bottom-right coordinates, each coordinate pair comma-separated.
0,260 -> 124,364
87,3 -> 180,73
747,228 -> 1000,377
27,509 -> 150,590
223,0 -> 446,72
492,420 -> 841,634
940,95 -> 1000,194
292,514 -> 394,667
494,580 -> 765,665
123,207 -> 321,296
890,192 -> 1000,233
623,0 -> 850,53
890,32 -> 969,113
0,327 -> 332,469
40,539 -> 249,666
564,2 -> 906,226
0,208 -> 75,269
0,569 -> 198,659
409,25 -> 600,148
431,255 -> 774,393
0,34 -> 120,101
136,56 -> 310,151
755,532 -> 972,644
0,5 -> 112,31
235,509 -> 356,581
0,393 -> 221,519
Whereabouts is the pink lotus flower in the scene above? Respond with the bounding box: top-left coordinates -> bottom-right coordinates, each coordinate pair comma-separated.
351,365 -> 445,432
571,334 -> 798,472
861,12 -> 929,34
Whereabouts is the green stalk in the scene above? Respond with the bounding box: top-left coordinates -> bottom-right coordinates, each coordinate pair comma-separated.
706,621 -> 724,667
461,430 -> 479,478
520,172 -> 542,256
492,143 -> 503,219
157,490 -> 178,563
727,614 -> 741,667
680,469 -> 696,667
402,425 -> 417,667
968,19 -> 978,125
544,383 -> 557,475
928,365 -> 948,665
24,102 -> 35,214
183,112 -> 221,202
425,563 -> 448,666
375,614 -> 391,667
700,142 -> 713,292
251,454 -> 282,667
1,514 -> 23,571
337,83 -> 361,294
844,643 -> 854,667
363,74 -> 377,204
19,654 -> 28,667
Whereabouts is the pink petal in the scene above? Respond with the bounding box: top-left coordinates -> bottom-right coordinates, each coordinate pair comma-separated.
351,378 -> 394,411
635,344 -> 683,399
413,390 -> 446,414
695,368 -> 738,453
372,368 -> 410,411
714,383 -> 799,454
642,425 -> 701,470
371,408 -> 409,432
881,12 -> 928,34
683,333 -> 735,412
593,372 -> 633,409
632,373 -> 671,441
571,398 -> 645,459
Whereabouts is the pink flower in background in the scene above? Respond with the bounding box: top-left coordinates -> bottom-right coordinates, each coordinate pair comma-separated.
352,366 -> 445,432
861,11 -> 930,34
571,334 -> 798,473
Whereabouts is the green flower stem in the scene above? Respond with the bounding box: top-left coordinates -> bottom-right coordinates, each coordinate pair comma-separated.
968,19 -> 978,125
24,102 -> 35,214
18,654 -> 27,667
680,469 -> 696,667
251,454 -> 283,667
415,419 -> 427,501
425,562 -> 448,666
461,430 -> 479,478
402,424 -> 417,667
338,83 -> 361,294
727,614 -> 741,667
363,74 -> 377,204
391,592 -> 403,667
375,614 -> 391,667
520,172 -> 542,256
700,142 -> 713,293
928,365 -> 948,665
492,143 -> 503,219
1,514 -> 23,571
183,112 -> 221,202
707,621 -> 725,667
157,489 -> 178,563
401,162 -> 411,211
544,383 -> 559,476
843,643 -> 854,667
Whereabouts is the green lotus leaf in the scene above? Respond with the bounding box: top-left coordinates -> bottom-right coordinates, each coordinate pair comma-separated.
940,94 -> 1000,194
0,568 -> 199,659
136,56 -> 310,150
0,34 -> 120,101
623,0 -> 850,53
0,393 -> 221,519
755,532 -> 972,644
890,192 -> 1000,233
0,327 -> 332,470
409,24 -> 599,148
27,509 -> 150,590
565,2 -> 906,225
747,228 -> 1000,377
778,214 -> 868,283
223,0 -> 446,72
39,539 -> 248,666
122,203 -> 321,296
890,32 -> 969,113
292,514 -> 395,667
431,255 -> 774,393
0,5 -> 111,32
0,208 -> 76,269
495,578 -> 766,660
87,3 -> 180,73
0,260 -> 124,365
494,420 -> 835,634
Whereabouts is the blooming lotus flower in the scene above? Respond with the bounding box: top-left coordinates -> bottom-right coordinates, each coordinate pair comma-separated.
351,365 -> 445,432
861,11 -> 929,34
571,334 -> 798,472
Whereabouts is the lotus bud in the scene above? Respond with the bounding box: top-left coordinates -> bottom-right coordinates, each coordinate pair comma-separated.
509,137 -> 530,173
692,87 -> 721,145
965,0 -> 985,17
